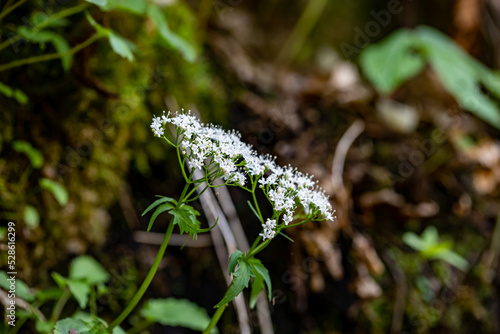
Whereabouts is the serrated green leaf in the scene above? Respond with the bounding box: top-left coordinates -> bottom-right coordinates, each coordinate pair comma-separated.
184,204 -> 200,216
142,196 -> 177,216
148,202 -> 175,232
248,259 -> 272,301
54,318 -> 91,334
171,205 -> 202,237
359,29 -> 424,94
140,298 -> 217,333
146,5 -> 196,62
0,271 -> 35,302
249,274 -> 264,309
67,279 -> 90,309
70,256 -> 110,285
39,178 -> 68,206
228,250 -> 244,275
215,261 -> 253,308
23,205 -> 39,228
12,140 -> 43,168
72,312 -> 126,334
108,33 -> 135,61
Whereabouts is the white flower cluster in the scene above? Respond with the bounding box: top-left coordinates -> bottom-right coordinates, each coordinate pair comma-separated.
259,219 -> 277,240
151,110 -> 336,240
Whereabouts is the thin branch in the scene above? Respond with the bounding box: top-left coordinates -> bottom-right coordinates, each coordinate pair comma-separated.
276,0 -> 328,63
0,0 -> 27,21
382,250 -> 407,334
0,288 -> 46,322
331,119 -> 365,192
0,2 -> 91,52
0,33 -> 101,72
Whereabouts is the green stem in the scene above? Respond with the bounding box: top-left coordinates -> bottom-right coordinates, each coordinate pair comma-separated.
182,183 -> 201,202
0,0 -> 27,21
176,146 -> 191,183
90,285 -> 97,316
251,190 -> 264,223
0,33 -> 101,72
202,303 -> 227,334
127,319 -> 154,334
248,235 -> 262,255
108,221 -> 175,332
185,185 -> 208,203
247,238 -> 272,258
50,287 -> 71,322
276,0 -> 328,63
0,2 -> 91,52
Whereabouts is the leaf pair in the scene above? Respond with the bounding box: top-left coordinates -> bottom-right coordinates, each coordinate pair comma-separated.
215,251 -> 272,309
403,226 -> 468,271
360,26 -> 500,128
85,12 -> 135,62
54,312 -> 125,334
52,256 -> 110,309
85,0 -> 196,62
142,196 -> 217,237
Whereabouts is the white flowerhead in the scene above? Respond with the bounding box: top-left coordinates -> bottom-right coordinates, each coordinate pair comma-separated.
259,219 -> 277,240
150,110 -> 336,227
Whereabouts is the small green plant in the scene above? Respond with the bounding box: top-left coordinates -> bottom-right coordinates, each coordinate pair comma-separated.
1,110 -> 335,333
0,0 -> 196,103
103,110 -> 335,333
359,26 -> 500,128
403,226 -> 468,271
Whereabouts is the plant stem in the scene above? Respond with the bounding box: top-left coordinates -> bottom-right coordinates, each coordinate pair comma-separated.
127,319 -> 154,334
251,190 -> 264,223
202,303 -> 227,334
247,238 -> 272,258
108,221 -> 175,332
176,146 -> 191,183
50,287 -> 71,322
276,0 -> 328,63
90,285 -> 97,316
0,33 -> 101,72
0,0 -> 27,21
0,2 -> 91,52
